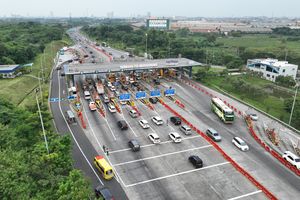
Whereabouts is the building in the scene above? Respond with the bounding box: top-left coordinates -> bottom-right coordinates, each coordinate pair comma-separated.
146,18 -> 170,30
0,65 -> 22,78
247,58 -> 298,82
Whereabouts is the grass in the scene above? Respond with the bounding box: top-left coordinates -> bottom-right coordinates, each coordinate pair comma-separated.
201,74 -> 299,123
0,40 -> 69,107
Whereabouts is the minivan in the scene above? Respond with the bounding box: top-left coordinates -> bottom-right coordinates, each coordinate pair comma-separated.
189,155 -> 203,168
180,125 -> 192,135
117,120 -> 128,130
206,128 -> 222,142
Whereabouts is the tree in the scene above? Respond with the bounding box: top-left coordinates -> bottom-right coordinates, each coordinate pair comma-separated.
275,75 -> 296,87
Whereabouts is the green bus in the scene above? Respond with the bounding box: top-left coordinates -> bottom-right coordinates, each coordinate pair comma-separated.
211,98 -> 234,123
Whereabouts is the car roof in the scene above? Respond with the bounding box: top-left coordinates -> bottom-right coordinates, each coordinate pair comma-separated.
129,139 -> 139,145
140,119 -> 148,123
208,128 -> 217,133
150,133 -> 159,138
190,155 -> 202,161
153,116 -> 162,119
234,136 -> 244,143
284,151 -> 299,159
170,132 -> 180,137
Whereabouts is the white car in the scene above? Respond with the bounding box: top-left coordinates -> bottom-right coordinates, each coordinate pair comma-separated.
169,132 -> 182,143
110,86 -> 116,91
180,125 -> 192,135
108,103 -> 116,113
148,133 -> 160,144
151,116 -> 163,125
248,113 -> 258,121
232,137 -> 249,151
139,120 -> 150,129
282,151 -> 300,169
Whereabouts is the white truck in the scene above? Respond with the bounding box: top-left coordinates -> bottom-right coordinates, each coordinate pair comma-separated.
96,82 -> 104,95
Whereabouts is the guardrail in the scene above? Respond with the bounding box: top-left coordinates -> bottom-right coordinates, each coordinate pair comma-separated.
180,77 -> 300,177
158,98 -> 277,200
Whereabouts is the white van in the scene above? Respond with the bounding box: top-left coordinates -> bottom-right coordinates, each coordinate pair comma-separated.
180,125 -> 192,135
129,110 -> 138,118
84,90 -> 91,100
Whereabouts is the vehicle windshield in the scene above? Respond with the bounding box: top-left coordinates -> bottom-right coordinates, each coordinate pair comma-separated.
213,133 -> 219,136
225,111 -> 234,115
295,158 -> 300,162
240,141 -> 246,146
106,169 -> 113,175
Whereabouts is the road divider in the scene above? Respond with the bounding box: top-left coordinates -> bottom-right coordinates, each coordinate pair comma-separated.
159,100 -> 277,200
245,116 -> 300,177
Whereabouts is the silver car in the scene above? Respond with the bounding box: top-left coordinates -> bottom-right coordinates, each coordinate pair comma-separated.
206,128 -> 221,142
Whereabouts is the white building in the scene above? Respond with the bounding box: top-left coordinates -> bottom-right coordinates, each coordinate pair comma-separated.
247,58 -> 298,82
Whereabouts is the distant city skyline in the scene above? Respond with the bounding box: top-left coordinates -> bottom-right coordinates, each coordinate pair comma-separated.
1,0 -> 300,18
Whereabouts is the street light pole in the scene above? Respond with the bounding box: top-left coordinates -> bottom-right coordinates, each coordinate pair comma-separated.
38,71 -> 43,104
145,33 -> 148,58
289,84 -> 299,125
35,89 -> 49,155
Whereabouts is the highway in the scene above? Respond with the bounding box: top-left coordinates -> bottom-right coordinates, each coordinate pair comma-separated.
49,28 -> 300,199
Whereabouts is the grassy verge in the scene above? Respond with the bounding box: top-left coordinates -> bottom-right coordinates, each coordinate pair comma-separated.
200,74 -> 300,123
0,39 -> 69,107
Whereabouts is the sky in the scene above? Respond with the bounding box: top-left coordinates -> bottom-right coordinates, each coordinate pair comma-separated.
1,0 -> 300,18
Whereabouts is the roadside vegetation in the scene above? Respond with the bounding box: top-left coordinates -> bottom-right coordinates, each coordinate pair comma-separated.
0,21 -> 93,199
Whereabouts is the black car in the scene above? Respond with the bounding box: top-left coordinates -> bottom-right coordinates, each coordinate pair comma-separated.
170,116 -> 181,125
128,139 -> 140,152
95,186 -> 114,200
132,82 -> 139,87
149,97 -> 158,104
122,84 -> 129,91
189,155 -> 203,168
153,79 -> 160,85
117,120 -> 128,130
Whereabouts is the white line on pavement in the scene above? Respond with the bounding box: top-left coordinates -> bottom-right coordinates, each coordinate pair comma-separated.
227,190 -> 262,200
113,145 -> 212,166
124,162 -> 230,187
57,72 -> 103,185
109,135 -> 202,154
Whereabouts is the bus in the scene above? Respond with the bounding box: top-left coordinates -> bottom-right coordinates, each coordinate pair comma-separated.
211,98 -> 234,123
94,155 -> 114,180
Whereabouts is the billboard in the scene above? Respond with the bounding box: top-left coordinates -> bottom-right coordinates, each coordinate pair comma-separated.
119,93 -> 131,101
135,91 -> 146,99
164,89 -> 175,96
150,90 -> 161,97
147,19 -> 170,29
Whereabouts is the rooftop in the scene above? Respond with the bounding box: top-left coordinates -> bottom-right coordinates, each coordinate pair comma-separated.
0,65 -> 21,73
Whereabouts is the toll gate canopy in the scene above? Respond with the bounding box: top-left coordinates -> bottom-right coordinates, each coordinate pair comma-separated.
64,58 -> 202,75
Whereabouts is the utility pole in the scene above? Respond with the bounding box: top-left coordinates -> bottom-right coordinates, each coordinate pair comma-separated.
35,89 -> 49,155
145,33 -> 148,58
289,84 -> 299,125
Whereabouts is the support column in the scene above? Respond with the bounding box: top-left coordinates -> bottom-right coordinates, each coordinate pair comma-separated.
188,66 -> 193,79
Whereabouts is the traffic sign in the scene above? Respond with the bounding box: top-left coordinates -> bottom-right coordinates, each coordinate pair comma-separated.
164,89 -> 175,96
67,96 -> 76,100
135,91 -> 146,99
150,90 -> 161,97
119,93 -> 131,101
50,98 -> 59,102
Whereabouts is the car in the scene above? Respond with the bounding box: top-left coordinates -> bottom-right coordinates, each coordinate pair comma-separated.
170,116 -> 181,125
121,85 -> 128,91
180,125 -> 192,135
206,128 -> 222,142
232,137 -> 249,151
103,95 -> 109,103
89,101 -> 97,111
108,103 -> 116,113
129,110 -> 138,118
107,82 -> 112,87
189,155 -> 203,168
149,97 -> 158,104
132,82 -> 139,87
128,139 -> 140,152
117,120 -> 128,130
114,90 -> 120,97
282,151 -> 300,169
139,120 -> 150,129
94,186 -> 114,200
56,65 -> 62,70
248,113 -> 258,121
169,132 -> 182,143
151,116 -> 163,125
148,133 -> 160,144
153,79 -> 160,85
110,86 -> 116,91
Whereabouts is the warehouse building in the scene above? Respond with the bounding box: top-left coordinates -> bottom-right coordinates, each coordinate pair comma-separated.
0,65 -> 22,78
247,58 -> 298,82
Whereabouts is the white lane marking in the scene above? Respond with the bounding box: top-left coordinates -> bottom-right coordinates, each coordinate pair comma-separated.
124,162 -> 230,187
113,145 -> 212,166
119,106 -> 138,137
57,72 -> 103,185
227,190 -> 262,200
110,135 -> 202,154
103,116 -> 117,141
81,93 -> 125,185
